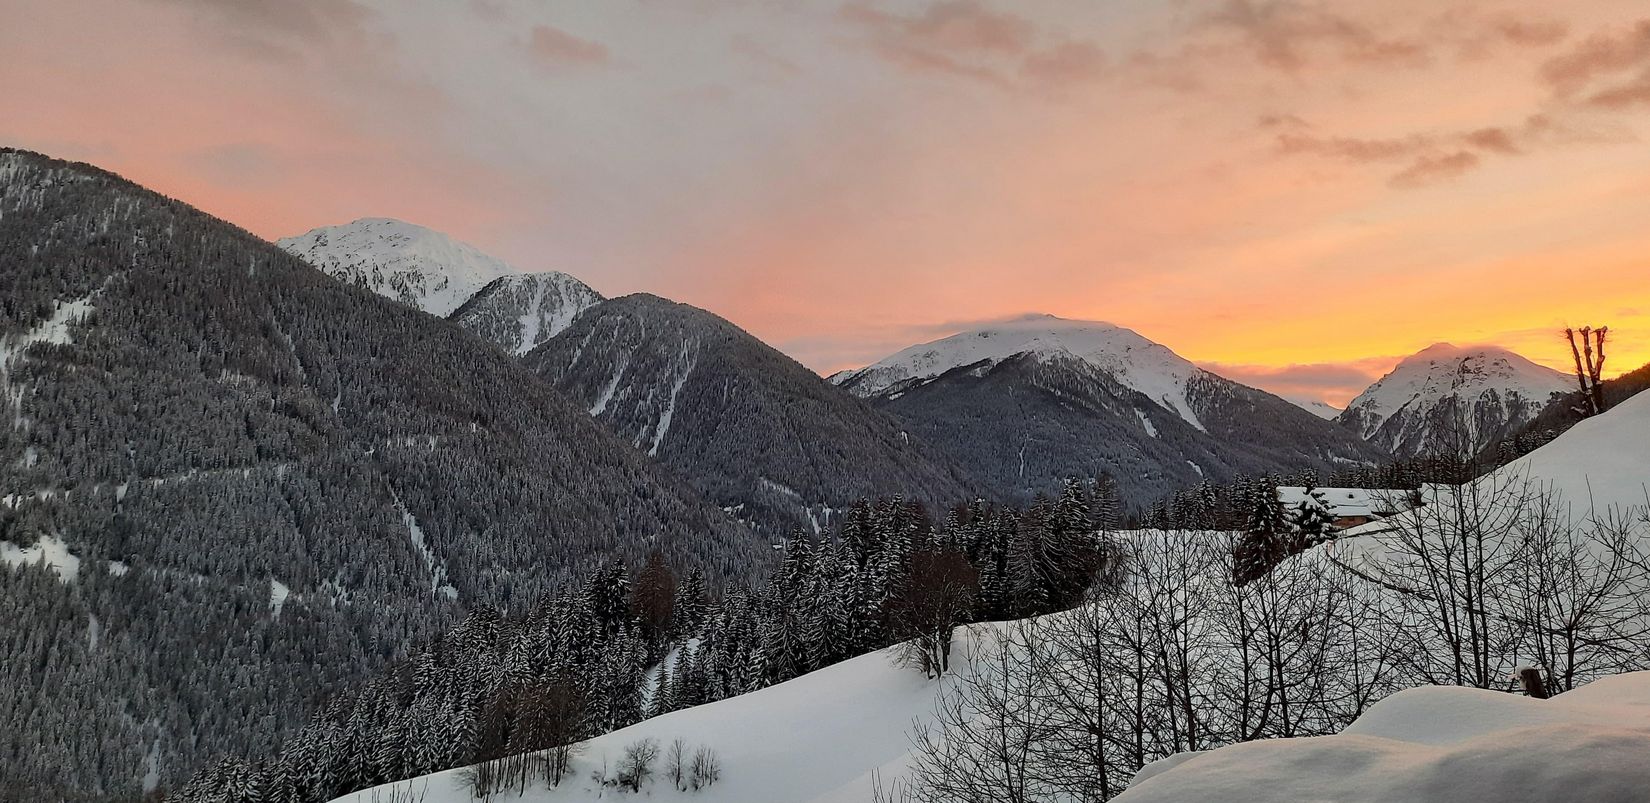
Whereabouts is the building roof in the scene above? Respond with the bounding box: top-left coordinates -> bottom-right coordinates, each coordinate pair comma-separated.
1276,486 -> 1413,519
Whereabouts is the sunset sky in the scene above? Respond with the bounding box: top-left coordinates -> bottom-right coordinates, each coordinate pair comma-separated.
4,0 -> 1647,405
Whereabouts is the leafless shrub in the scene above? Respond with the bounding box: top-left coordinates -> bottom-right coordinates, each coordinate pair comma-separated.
666,737 -> 689,790
368,781 -> 428,803
689,745 -> 721,790
616,738 -> 659,792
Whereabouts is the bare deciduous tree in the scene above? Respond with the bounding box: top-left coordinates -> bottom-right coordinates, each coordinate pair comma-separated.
689,745 -> 721,790
616,738 -> 659,792
1565,325 -> 1609,416
890,549 -> 980,678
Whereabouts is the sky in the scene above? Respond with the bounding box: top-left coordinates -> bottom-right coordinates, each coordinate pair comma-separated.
3,0 -> 1648,406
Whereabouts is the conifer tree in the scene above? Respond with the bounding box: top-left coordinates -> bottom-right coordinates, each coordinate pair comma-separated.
671,569 -> 708,638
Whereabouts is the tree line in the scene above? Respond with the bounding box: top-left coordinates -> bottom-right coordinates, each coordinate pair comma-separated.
168,479 -> 1123,802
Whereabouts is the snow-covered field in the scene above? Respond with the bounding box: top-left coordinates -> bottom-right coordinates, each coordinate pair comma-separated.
1119,671 -> 1650,802
329,632 -> 963,803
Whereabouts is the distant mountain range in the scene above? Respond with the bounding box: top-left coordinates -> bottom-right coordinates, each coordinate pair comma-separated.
833,315 -> 1390,506
276,221 -> 1594,501
1336,343 -> 1572,459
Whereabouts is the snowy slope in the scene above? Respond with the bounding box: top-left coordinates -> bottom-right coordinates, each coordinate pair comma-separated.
277,218 -> 515,317
1336,343 -> 1571,457
329,631 -> 961,803
1333,385 -> 1650,572
1499,385 -> 1650,514
277,219 -> 601,335
836,314 -> 1211,430
1283,395 -> 1342,420
1119,672 -> 1650,803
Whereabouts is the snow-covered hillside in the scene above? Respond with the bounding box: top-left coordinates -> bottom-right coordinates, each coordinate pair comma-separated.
1499,384 -> 1650,514
329,632 -> 957,803
1118,672 -> 1650,802
524,293 -> 978,536
1336,343 -> 1571,457
835,314 -> 1211,429
1334,383 -> 1650,569
277,219 -> 601,338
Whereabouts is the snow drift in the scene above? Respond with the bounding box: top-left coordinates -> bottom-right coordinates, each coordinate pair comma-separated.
1118,671 -> 1650,803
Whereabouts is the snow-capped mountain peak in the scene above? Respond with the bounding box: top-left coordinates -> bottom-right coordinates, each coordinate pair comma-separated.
279,218 -> 525,317
835,314 -> 1209,430
278,218 -> 602,351
1283,396 -> 1343,420
1336,343 -> 1572,456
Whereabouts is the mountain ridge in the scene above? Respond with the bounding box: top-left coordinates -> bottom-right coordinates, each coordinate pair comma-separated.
525,293 -> 983,535
834,315 -> 1389,506
278,218 -> 604,354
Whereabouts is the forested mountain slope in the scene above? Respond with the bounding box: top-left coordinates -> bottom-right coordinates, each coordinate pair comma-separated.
0,149 -> 762,800
449,271 -> 604,356
525,294 -> 982,535
835,316 -> 1387,507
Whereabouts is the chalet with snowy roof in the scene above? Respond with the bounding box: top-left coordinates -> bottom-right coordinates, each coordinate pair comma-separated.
1276,486 -> 1417,531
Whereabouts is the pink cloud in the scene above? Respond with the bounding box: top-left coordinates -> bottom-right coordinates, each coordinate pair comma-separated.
1389,151 -> 1481,188
1541,19 -> 1650,94
838,1 -> 1104,89
1197,358 -> 1401,407
528,24 -> 610,68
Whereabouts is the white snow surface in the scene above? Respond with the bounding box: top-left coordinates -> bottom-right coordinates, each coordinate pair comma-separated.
1339,342 -> 1570,442
330,629 -> 972,803
1499,385 -> 1650,514
0,534 -> 81,581
3,295 -> 95,430
1283,395 -> 1342,419
1134,408 -> 1159,438
1119,671 -> 1650,803
837,314 -> 1210,431
269,579 -> 291,617
278,218 -> 592,323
